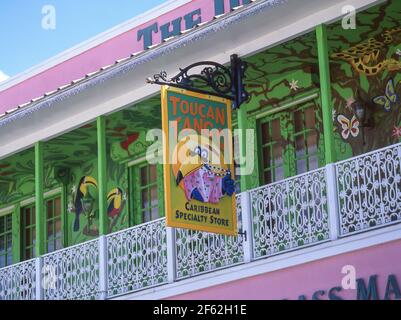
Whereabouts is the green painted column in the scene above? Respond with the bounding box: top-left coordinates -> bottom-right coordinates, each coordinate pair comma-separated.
35,141 -> 45,256
132,166 -> 141,226
157,164 -> 165,217
316,24 -> 336,164
237,105 -> 250,192
12,204 -> 21,264
61,184 -> 68,247
97,116 -> 108,235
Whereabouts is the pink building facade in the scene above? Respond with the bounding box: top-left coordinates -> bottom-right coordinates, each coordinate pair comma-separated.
0,0 -> 401,301
171,239 -> 401,300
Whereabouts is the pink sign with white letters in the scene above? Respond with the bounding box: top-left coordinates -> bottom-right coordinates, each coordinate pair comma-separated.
169,239 -> 401,300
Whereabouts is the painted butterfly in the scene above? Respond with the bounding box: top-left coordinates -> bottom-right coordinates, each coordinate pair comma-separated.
392,126 -> 401,139
372,78 -> 399,112
337,115 -> 360,140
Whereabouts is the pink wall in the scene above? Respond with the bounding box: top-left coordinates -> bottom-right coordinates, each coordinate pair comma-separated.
169,239 -> 401,300
0,0 -> 234,114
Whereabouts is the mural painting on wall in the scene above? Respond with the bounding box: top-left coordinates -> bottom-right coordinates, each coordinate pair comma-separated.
244,36 -> 319,109
239,0 -> 401,172
68,176 -> 126,237
0,97 -> 161,246
0,150 -> 57,204
109,98 -> 162,162
65,99 -> 161,243
330,0 -> 401,158
0,160 -> 33,204
239,30 -> 325,189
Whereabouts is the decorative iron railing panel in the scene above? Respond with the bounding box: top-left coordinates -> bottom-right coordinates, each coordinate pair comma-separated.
2,143 -> 401,299
107,218 -> 168,297
42,239 -> 100,300
0,259 -> 36,300
175,195 -> 244,280
251,168 -> 330,259
337,143 -> 401,236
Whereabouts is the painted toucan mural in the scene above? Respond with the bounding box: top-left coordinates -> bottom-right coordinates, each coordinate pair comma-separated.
107,187 -> 127,232
69,177 -> 127,238
107,187 -> 126,219
73,176 -> 98,232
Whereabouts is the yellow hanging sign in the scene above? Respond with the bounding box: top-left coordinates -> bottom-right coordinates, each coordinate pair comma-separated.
161,86 -> 237,236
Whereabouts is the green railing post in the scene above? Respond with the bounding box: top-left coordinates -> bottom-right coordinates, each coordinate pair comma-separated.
316,24 -> 336,164
35,141 -> 45,256
97,116 -> 108,235
237,105 -> 250,192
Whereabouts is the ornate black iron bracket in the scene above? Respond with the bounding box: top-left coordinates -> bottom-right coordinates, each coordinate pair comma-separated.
146,54 -> 249,109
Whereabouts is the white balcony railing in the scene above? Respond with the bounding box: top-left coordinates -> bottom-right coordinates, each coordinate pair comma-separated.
1,143 -> 401,300
250,168 -> 330,259
0,259 -> 36,300
42,238 -> 100,300
336,142 -> 401,236
106,218 -> 168,298
175,195 -> 245,280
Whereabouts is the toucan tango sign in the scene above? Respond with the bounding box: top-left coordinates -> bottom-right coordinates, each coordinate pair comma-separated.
161,86 -> 237,235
